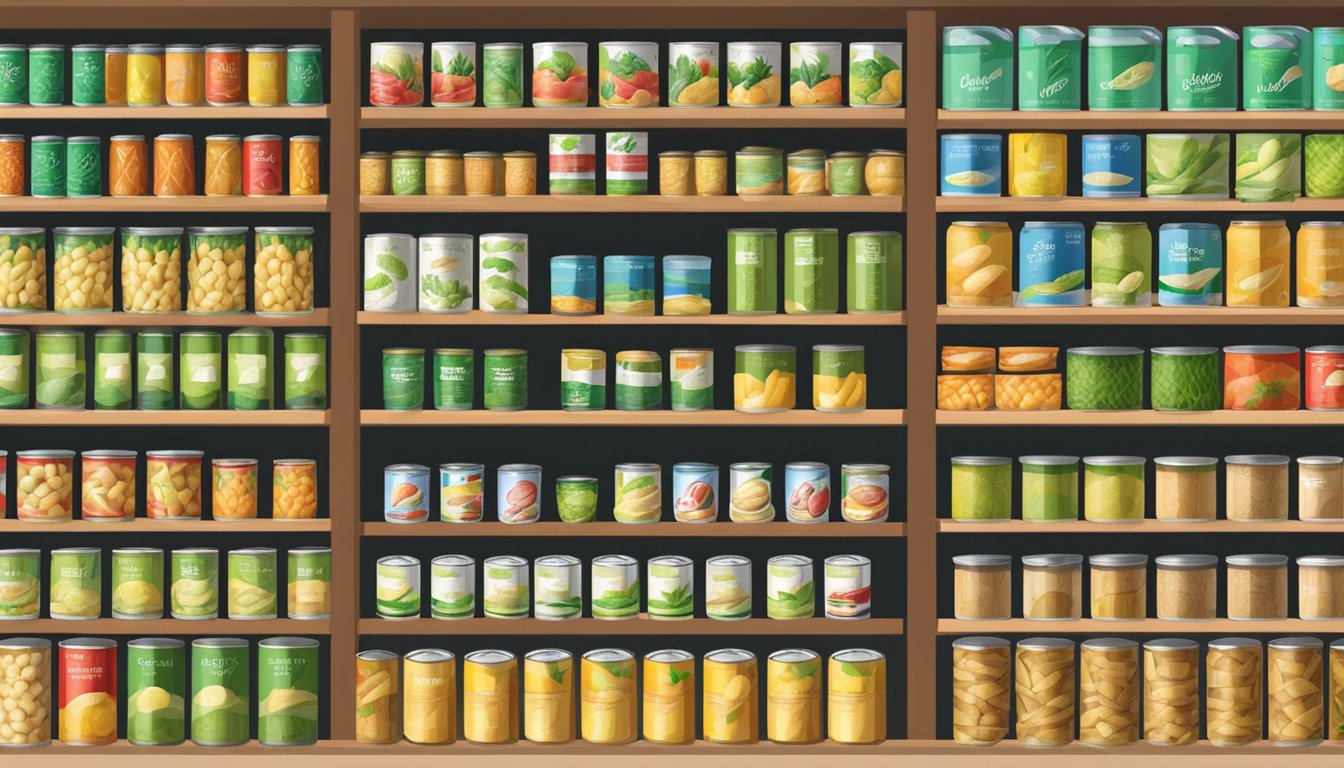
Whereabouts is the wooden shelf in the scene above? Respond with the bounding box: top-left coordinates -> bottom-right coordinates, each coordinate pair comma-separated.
936,410 -> 1340,427
3,410 -> 330,426
938,109 -> 1343,130
362,409 -> 905,427
938,304 -> 1344,325
938,618 -> 1344,635
937,195 -> 1339,213
12,618 -> 329,634
360,195 -> 902,213
0,105 -> 328,120
0,519 -> 330,533
361,106 -> 905,129
0,196 -> 329,212
360,617 -> 903,636
938,519 -> 1342,534
358,310 -> 905,326
1,309 -> 330,327
363,521 -> 905,537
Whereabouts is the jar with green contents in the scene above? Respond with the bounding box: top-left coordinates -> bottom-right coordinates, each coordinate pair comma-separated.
391,150 -> 426,196
556,476 -> 599,523
226,328 -> 273,410
179,330 -> 221,410
1084,456 -> 1146,522
434,348 -> 473,410
482,43 -> 524,108
1087,26 -> 1162,110
950,456 -> 1012,521
284,333 -> 326,409
1150,346 -> 1220,411
1091,221 -> 1152,307
847,231 -> 902,312
382,347 -> 424,410
483,348 -> 527,410
615,350 -> 662,410
726,228 -> 777,315
34,329 -> 85,409
136,330 -> 174,410
735,147 -> 784,195
1020,455 -> 1080,521
783,228 -> 839,314
92,329 -> 130,410
0,328 -> 28,408
827,151 -> 867,195
1065,347 -> 1144,411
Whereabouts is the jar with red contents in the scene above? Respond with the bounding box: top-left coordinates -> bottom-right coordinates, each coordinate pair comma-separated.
205,44 -> 244,106
1306,345 -> 1344,410
243,134 -> 283,196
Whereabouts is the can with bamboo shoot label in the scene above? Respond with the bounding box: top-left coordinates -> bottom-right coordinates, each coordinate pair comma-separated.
0,548 -> 40,619
647,555 -> 693,620
228,547 -> 277,619
58,638 -> 117,746
643,649 -> 695,744
126,638 -> 185,746
670,348 -> 713,411
533,555 -> 582,620
703,648 -> 757,743
288,547 -> 331,619
355,650 -> 400,744
1297,221 -> 1344,307
430,555 -> 475,619
784,228 -> 839,314
419,234 -> 473,312
1082,134 -> 1142,198
614,463 -> 661,524
170,547 -> 218,620
257,637 -> 320,746
766,554 -> 814,620
706,555 -> 751,620
484,555 -> 530,619
49,547 -> 100,619
190,638 -> 249,746
111,547 -> 164,619
376,555 -> 421,619
727,228 -> 777,314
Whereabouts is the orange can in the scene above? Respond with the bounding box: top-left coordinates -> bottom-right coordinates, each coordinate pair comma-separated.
204,134 -> 242,196
104,46 -> 128,105
109,135 -> 148,197
165,45 -> 204,106
0,134 -> 23,197
289,135 -> 321,196
153,134 -> 196,197
205,44 -> 244,105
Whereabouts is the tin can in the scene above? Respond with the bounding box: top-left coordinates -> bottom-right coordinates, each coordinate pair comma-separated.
766,554 -> 814,619
560,348 -> 605,411
289,135 -> 320,195
661,150 -> 694,194
789,42 -> 841,106
606,132 -> 648,195
1018,221 -> 1085,305
478,233 -> 528,313
286,45 -> 323,105
480,42 -> 523,108
126,638 -> 185,746
736,146 -> 784,194
826,151 -> 865,195
867,149 -> 906,196
498,464 -> 541,523
283,333 -> 325,409
726,42 -> 781,107
615,350 -> 661,410
549,134 -> 596,194
384,463 -> 430,523
581,649 -> 637,743
439,463 -> 484,523
1146,133 -> 1230,198
204,45 -> 243,105
734,344 -> 796,413
704,649 -> 757,743
672,462 -> 718,523
727,228 -> 778,314
381,348 -> 424,411
144,450 -> 202,519
942,27 -> 1013,109
847,231 -> 902,313
1018,26 -> 1083,110
787,149 -> 825,195
203,135 -> 242,196
71,45 -> 105,106
729,462 -> 775,523
433,348 -> 473,410
666,41 -> 717,108
464,650 -> 518,744
1315,28 -> 1344,110
364,233 -> 417,312
152,134 -> 194,197
179,330 -> 220,409
840,463 -> 890,523
427,150 -> 465,195
30,136 -> 65,198
1167,26 -> 1239,110
0,46 -> 27,105
613,462 -> 660,524
0,637 -> 50,745
463,151 -> 502,195
391,150 -> 425,196
241,134 -> 281,196
849,41 -> 902,108
590,554 -> 639,620
246,45 -> 285,106
1082,134 -> 1142,198
0,134 -> 23,197
419,233 -> 472,312
646,555 -> 692,620
767,648 -> 822,744
257,637 -> 319,746
1224,345 -> 1301,410
109,134 -> 147,196
813,344 -> 866,412
355,650 -> 400,744
0,329 -> 26,407
227,547 -> 277,619
430,555 -> 475,619
136,331 -> 173,409
64,137 -> 100,198
670,348 -> 713,411
484,348 -> 527,410
34,330 -> 84,409
17,450 -> 73,520
1091,221 -> 1153,307
828,649 -> 886,743
604,254 -> 655,315
0,549 -> 40,619
693,150 -> 726,195
1244,26 -> 1310,110
404,649 -> 455,743
1158,223 -> 1223,305
359,152 -> 389,195
642,649 -> 695,744
705,555 -> 751,620
551,255 -> 597,315
429,41 -> 476,107
57,638 -> 117,746
170,547 -> 218,619
533,555 -> 582,620
111,547 -> 163,619
27,45 -> 64,106
287,547 -> 330,619
483,555 -> 529,619
1227,219 -> 1290,307
376,555 -> 421,619
190,638 -> 248,746
92,331 -> 131,410
825,554 -> 872,619
272,459 -> 317,520
1088,25 -> 1163,110
164,45 -> 203,106
597,40 -> 658,108
556,476 -> 598,523
1307,346 -> 1344,410
1298,221 -> 1344,307
369,41 -> 423,106
785,462 -> 830,523
940,134 -> 1002,195
49,547 -> 99,619
783,228 -> 839,314
1008,132 -> 1066,197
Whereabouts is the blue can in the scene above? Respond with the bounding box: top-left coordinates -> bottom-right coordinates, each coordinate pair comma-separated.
784,461 -> 831,524
550,255 -> 597,316
1018,222 -> 1085,305
603,255 -> 656,316
940,133 -> 1002,196
662,255 -> 711,316
672,461 -> 719,523
384,463 -> 431,524
1081,134 -> 1142,198
1158,223 -> 1223,306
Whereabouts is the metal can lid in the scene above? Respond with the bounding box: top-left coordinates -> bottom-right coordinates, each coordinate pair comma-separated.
484,554 -> 527,568
1299,455 -> 1344,466
953,636 -> 1009,651
842,463 -> 890,474
406,648 -> 455,663
112,547 -> 162,556
1019,455 -> 1078,466
123,226 -> 185,237
526,648 -> 572,663
832,648 -> 884,662
952,554 -> 1011,568
1017,637 -> 1074,651
377,554 -> 420,567
1068,346 -> 1144,357
484,348 -> 526,357
735,344 -> 794,354
289,546 -> 330,557
786,461 -> 829,472
499,463 -> 541,473
466,649 -> 515,665
60,638 -> 117,649
1306,346 -> 1344,354
259,637 -> 319,649
1144,638 -> 1198,652
1225,554 -> 1288,567
0,638 -> 50,650
705,648 -> 755,663
1269,636 -> 1323,651
649,555 -> 692,567
194,637 -> 248,649
230,547 -> 276,556
707,554 -> 750,567
536,554 -> 581,567
1021,553 -> 1083,568
1223,345 -> 1299,355
1224,454 -> 1290,466
825,554 -> 870,568
769,648 -> 819,664
556,475 -> 598,484
1154,456 -> 1218,468
647,649 -> 695,664
1297,555 -> 1344,567
583,648 -> 634,663
357,650 -> 399,662
1084,455 -> 1146,467
1155,554 -> 1217,569
147,450 -> 204,459
951,456 -> 1011,466
813,343 -> 863,354
942,134 -> 1002,141
129,638 -> 184,650
1159,222 -> 1221,230
1208,637 -> 1260,651
767,554 -> 813,568
1089,553 -> 1148,568
593,554 -> 638,567
431,554 -> 474,567
1151,346 -> 1218,356
83,448 -> 138,460
1081,637 -> 1138,651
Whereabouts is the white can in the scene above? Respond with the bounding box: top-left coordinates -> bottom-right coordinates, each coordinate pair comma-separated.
668,42 -> 721,107
788,42 -> 843,107
605,132 -> 649,195
429,42 -> 476,107
478,233 -> 528,313
728,462 -> 775,523
591,554 -> 639,620
766,554 -> 814,620
430,554 -> 475,620
824,554 -> 871,619
531,42 -> 588,108
613,462 -> 661,524
483,554 -> 529,619
647,555 -> 693,620
533,554 -> 582,620
363,233 -> 417,312
726,42 -> 782,107
705,554 -> 751,620
849,42 -> 903,107
369,42 -> 425,107
418,233 -> 473,313
597,42 -> 659,108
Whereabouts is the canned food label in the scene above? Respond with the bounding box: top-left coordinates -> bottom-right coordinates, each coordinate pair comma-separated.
0,550 -> 39,618
646,560 -> 692,619
841,469 -> 890,523
825,560 -> 872,619
434,351 -> 473,409
58,643 -> 117,745
670,351 -> 712,411
591,560 -> 639,619
431,560 -> 475,619
672,465 -> 718,523
127,642 -> 185,745
377,559 -> 421,618
705,560 -> 751,619
228,553 -> 278,618
561,355 -> 605,411
258,642 -> 319,745
729,465 -> 775,523
288,552 -> 331,617
191,642 -> 249,746
614,466 -> 661,523
498,468 -> 541,523
112,550 -> 164,618
171,551 -> 218,619
483,559 -> 529,618
766,560 -> 814,619
364,235 -> 417,312
385,467 -> 430,523
441,467 -> 483,523
420,237 -> 473,312
785,464 -> 830,523
484,353 -> 527,410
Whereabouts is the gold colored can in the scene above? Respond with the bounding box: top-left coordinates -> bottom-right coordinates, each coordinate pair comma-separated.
246,45 -> 286,106
1227,219 -> 1291,307
695,150 -> 728,196
360,151 -> 390,196
524,649 -> 574,743
425,150 -> 464,196
704,648 -> 757,744
403,648 -> 456,745
165,45 -> 204,106
464,151 -> 504,196
1297,221 -> 1344,307
204,134 -> 242,196
643,649 -> 695,744
946,220 -> 1012,307
289,135 -> 321,196
829,648 -> 886,744
581,648 -> 636,744
464,649 -> 517,744
104,46 -> 128,105
1008,132 -> 1066,198
659,151 -> 694,196
355,650 -> 401,744
109,134 -> 148,197
767,649 -> 821,744
504,151 -> 537,196
865,149 -> 905,197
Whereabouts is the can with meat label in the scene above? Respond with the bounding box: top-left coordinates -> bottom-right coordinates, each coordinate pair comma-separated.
385,463 -> 430,523
841,463 -> 891,523
729,462 -> 775,523
498,464 -> 541,523
440,462 -> 484,523
430,554 -> 475,620
672,462 -> 718,523
58,638 -> 118,746
824,554 -> 872,619
785,462 -> 830,523
419,233 -> 473,312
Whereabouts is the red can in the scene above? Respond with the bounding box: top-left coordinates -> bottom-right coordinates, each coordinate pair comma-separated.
57,638 -> 118,746
243,134 -> 283,196
1306,345 -> 1344,410
205,44 -> 244,106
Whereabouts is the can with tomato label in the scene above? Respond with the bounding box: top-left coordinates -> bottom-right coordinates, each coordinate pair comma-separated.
840,463 -> 891,523
369,42 -> 424,107
672,462 -> 718,523
205,45 -> 243,105
384,464 -> 431,523
242,134 -> 282,196
1223,345 -> 1301,411
58,638 -> 118,746
824,554 -> 872,619
498,464 -> 541,524
1306,346 -> 1344,410
785,462 -> 830,523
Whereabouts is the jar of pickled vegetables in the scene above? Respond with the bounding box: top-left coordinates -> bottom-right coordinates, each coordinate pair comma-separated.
951,636 -> 1010,746
121,227 -> 182,312
1268,637 -> 1324,746
1226,553 -> 1288,620
165,45 -> 204,106
273,458 -> 318,518
127,44 -> 165,106
659,151 -> 693,195
1015,638 -> 1074,746
1155,554 -> 1217,620
952,554 -> 1010,620
0,227 -> 47,311
17,449 -> 75,521
950,456 -> 1011,521
204,134 -> 242,196
0,637 -> 51,745
254,226 -> 315,315
186,226 -> 246,314
360,151 -> 391,195
0,134 -> 23,197
1083,455 -> 1145,522
1300,456 -> 1344,521
702,648 -> 756,744
247,45 -> 287,106
425,150 -> 464,196
1144,639 -> 1199,746
153,134 -> 195,197
289,136 -> 321,196
1089,553 -> 1147,620
146,449 -> 203,519
109,135 -> 147,197
81,449 -> 136,521
1331,640 -> 1344,741
1020,455 -> 1078,521
1079,638 -> 1139,747
1206,637 -> 1262,746
1153,456 -> 1217,521
52,227 -> 113,312
212,458 -> 257,520
1225,454 -> 1289,520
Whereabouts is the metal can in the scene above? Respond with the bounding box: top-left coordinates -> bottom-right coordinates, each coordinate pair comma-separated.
522,649 -> 574,743
464,649 -> 518,744
705,555 -> 751,620
27,45 -> 64,106
228,547 -> 277,619
828,648 -> 886,743
205,44 -> 243,105
783,228 -> 839,314
0,637 -> 50,745
671,462 -> 718,523
430,555 -> 475,620
419,233 -> 472,312
376,555 -> 421,619
727,228 -> 778,314
463,151 -> 502,195
242,134 -> 282,196
668,41 -> 719,107
940,134 -> 1002,196
439,463 -> 484,523
498,464 -> 541,523
481,42 -> 523,108
80,449 -> 135,520
1224,345 -> 1301,410
369,42 -> 424,107
766,554 -> 814,619
144,450 -> 202,519
272,458 -> 317,519
283,333 -> 326,410
1244,26 -> 1310,110
136,330 -> 174,409
0,45 -> 26,105
190,638 -> 249,746
693,150 -> 726,195
591,554 -> 639,620
152,134 -> 194,197
785,462 -> 830,523
614,462 -> 661,524
787,149 -> 825,195
1018,26 -> 1082,110
0,328 -> 28,407
246,45 -> 286,106
1008,132 -> 1066,197
483,348 -> 527,410
57,638 -> 117,746
289,135 -> 320,195
848,231 -> 902,313
288,547 -> 331,619
433,348 -> 473,410
1227,219 -> 1291,307
478,233 -> 528,313
729,461 -> 775,523
165,45 -> 203,106
703,649 -> 758,743
126,638 -> 185,746
661,150 -> 694,194
647,555 -> 693,620
662,255 -> 711,315
581,648 -> 637,743
49,547 -> 99,619
286,45 -> 323,105
604,255 -> 655,315
109,134 -> 147,196
826,151 -> 865,196
767,648 -> 822,744
111,547 -> 163,619
813,344 -> 866,412
549,134 -> 596,194
257,637 -> 320,746
734,344 -> 796,413
483,555 -> 529,619
384,463 -> 430,523
726,42 -> 781,107
560,348 -> 606,411
427,150 -> 465,195
942,27 -> 1013,109
355,650 -> 400,744
382,348 -> 424,410
551,255 -> 597,315
1297,221 -> 1344,307
34,329 -> 84,410
825,554 -> 872,619
1018,221 -> 1085,305
30,135 -> 65,198
177,331 -> 220,410
391,150 -> 426,196
556,476 -> 598,524
534,555 -> 582,620
736,146 -> 784,194
1088,25 -> 1162,110
670,348 -> 713,411
17,450 -> 74,520
360,151 -> 390,194
1082,134 -> 1142,198
430,41 -> 476,107
841,463 -> 891,523
170,547 -> 218,620
65,137 -> 101,198
0,134 -> 23,197
1091,221 -> 1152,307
1158,223 -> 1224,306
946,221 -> 1013,308
642,649 -> 695,744
1167,26 -> 1238,111
404,649 -> 456,744
1307,346 -> 1344,410
615,350 -> 661,410
864,149 -> 904,196
597,40 -> 658,107
0,548 -> 40,619
606,131 -> 649,195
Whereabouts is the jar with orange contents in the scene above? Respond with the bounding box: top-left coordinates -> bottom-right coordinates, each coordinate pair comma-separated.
81,450 -> 137,522
212,458 -> 258,520
165,45 -> 204,106
146,450 -> 203,519
273,458 -> 318,519
289,135 -> 321,196
127,44 -> 165,107
109,135 -> 148,197
153,134 -> 195,197
247,45 -> 287,106
104,46 -> 128,104
0,135 -> 23,197
204,134 -> 242,196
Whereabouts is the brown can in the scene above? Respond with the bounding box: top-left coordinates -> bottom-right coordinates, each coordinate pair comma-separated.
425,150 -> 464,196
464,151 -> 504,196
204,134 -> 242,196
153,134 -> 195,197
289,135 -> 321,196
659,150 -> 693,196
403,648 -> 456,745
355,650 -> 401,744
695,150 -> 728,196
503,151 -> 537,196
360,151 -> 390,195
110,135 -> 148,197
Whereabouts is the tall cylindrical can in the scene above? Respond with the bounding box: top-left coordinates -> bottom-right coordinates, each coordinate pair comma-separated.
49,547 -> 99,618
606,132 -> 649,195
551,254 -> 597,315
828,649 -> 886,743
0,548 -> 40,619
643,649 -> 695,743
419,233 -> 473,312
29,135 -> 65,198
0,134 -> 23,197
27,45 -> 64,106
126,638 -> 185,746
729,461 -> 775,522
704,648 -> 757,743
355,650 -> 400,744
614,462 -> 661,524
672,462 -> 718,523
1018,27 -> 1083,110
1306,346 -> 1344,410
0,637 -> 50,746
483,555 -> 529,619
483,348 -> 527,410
384,463 -> 430,523
0,328 -> 28,407
227,547 -> 277,619
403,649 -> 456,744
257,637 -> 320,746
825,554 -> 872,619
127,47 -> 164,106
464,650 -> 517,744
670,348 -> 713,411
203,135 -> 243,196
431,42 -> 477,107
1167,26 -> 1238,110
57,638 -> 117,746
109,134 -> 147,196
533,556 -> 582,620
727,228 -> 777,314
1018,221 -> 1085,305
1298,221 -> 1344,307
165,45 -> 204,106
767,649 -> 822,743
1082,134 -> 1142,198
591,554 -> 639,620
783,228 -> 839,314
70,45 -> 105,106
560,348 -> 605,411
940,134 -> 1002,196
376,555 -> 421,619
581,648 -> 637,743
615,350 -> 661,410
286,45 -> 324,105
847,231 -> 902,313
243,134 -> 282,196
433,347 -> 474,410
247,45 -> 287,106
430,555 -> 475,619
813,344 -> 866,412
841,463 -> 890,523
0,45 -> 27,105
440,463 -> 484,523
205,45 -> 244,105
170,547 -> 219,620
288,546 -> 331,619
784,462 -> 830,523
478,233 -> 528,313
190,638 -> 249,746
64,137 -> 100,198
364,233 -> 417,312
382,348 -> 424,411
647,555 -> 693,620
283,332 -> 326,409
152,134 -> 194,197
111,547 -> 164,619
766,554 -> 814,619
1158,222 -> 1223,306
498,464 -> 541,523
705,555 -> 751,620
548,134 -> 596,195
391,150 -> 426,195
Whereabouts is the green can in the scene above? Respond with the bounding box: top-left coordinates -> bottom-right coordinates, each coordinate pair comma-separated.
0,45 -> 27,105
258,637 -> 320,746
0,548 -> 40,619
560,348 -> 606,411
284,333 -> 326,410
556,476 -> 598,523
1315,28 -> 1344,110
735,344 -> 796,413
227,328 -> 273,410
228,547 -> 278,619
70,44 -> 105,106
286,45 -> 324,106
171,547 -> 219,620
482,42 -> 524,107
1167,26 -> 1239,110
1088,26 -> 1162,110
191,638 -> 250,747
65,136 -> 101,198
180,330 -> 221,410
783,227 -> 839,315
726,228 -> 778,315
813,344 -> 865,412
826,151 -> 866,196
27,45 -> 63,106
483,348 -> 527,410
1245,26 -> 1312,110
669,348 -> 712,411
30,135 -> 66,198
433,347 -> 474,410
390,150 -> 426,196
127,638 -> 186,746
0,328 -> 30,409
848,231 -> 902,313
136,330 -> 174,410
93,330 -> 131,410
942,27 -> 1014,110
1018,26 -> 1084,110
615,350 -> 662,410
112,547 -> 164,619
735,147 -> 784,195
49,547 -> 100,619
35,329 -> 85,409
382,347 -> 424,410
287,547 -> 331,620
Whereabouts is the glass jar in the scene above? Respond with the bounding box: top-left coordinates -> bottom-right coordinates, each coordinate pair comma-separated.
1268,637 -> 1324,746
1154,456 -> 1217,521
1298,555 -> 1344,619
426,150 -> 464,196
81,450 -> 136,521
52,227 -> 114,312
187,226 -> 247,314
1299,456 -> 1344,521
1331,640 -> 1344,741
950,456 -> 1011,521
1143,639 -> 1199,746
360,151 -> 390,195
254,227 -> 315,315
127,44 -> 165,106
273,458 -> 318,519
1226,554 -> 1288,620
1089,553 -> 1147,620
0,637 -> 51,746
146,450 -> 203,519
121,227 -> 183,312
204,134 -> 242,196
1079,638 -> 1139,747
1155,554 -> 1217,620
952,554 -> 1010,620
464,151 -> 503,196
16,450 -> 75,521
1083,456 -> 1145,522
212,458 -> 258,520
951,636 -> 1010,746
1207,637 -> 1262,747
1225,454 -> 1289,520
1015,638 -> 1074,746
503,151 -> 536,196
694,150 -> 727,196
1020,455 -> 1078,521
1022,553 -> 1082,620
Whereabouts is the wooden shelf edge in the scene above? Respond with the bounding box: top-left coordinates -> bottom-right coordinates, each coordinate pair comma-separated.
938,109 -> 1343,129
0,520 -> 331,532
359,617 -> 903,636
936,410 -> 1342,427
361,410 -> 905,427
938,520 -> 1344,533
362,521 -> 905,537
359,195 -> 903,213
938,618 -> 1344,634
936,195 -> 1342,213
0,196 -> 330,212
937,305 -> 1344,325
360,106 -> 906,128
0,309 -> 331,327
0,410 -> 331,426
0,105 -> 329,119
11,619 -> 330,634
357,311 -> 906,326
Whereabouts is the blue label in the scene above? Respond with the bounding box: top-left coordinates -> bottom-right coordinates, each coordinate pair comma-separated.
1158,225 -> 1224,306
1019,223 -> 1085,305
550,256 -> 597,303
940,136 -> 1003,195
1081,135 -> 1142,198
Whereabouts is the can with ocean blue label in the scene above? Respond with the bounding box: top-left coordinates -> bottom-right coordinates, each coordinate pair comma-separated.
1082,134 -> 1142,198
1018,222 -> 1085,306
1158,223 -> 1223,306
940,134 -> 1002,196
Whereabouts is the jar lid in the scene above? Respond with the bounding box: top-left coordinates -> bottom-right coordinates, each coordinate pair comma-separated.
951,456 -> 1011,466
1154,456 -> 1218,467
1084,456 -> 1146,466
1089,553 -> 1148,568
1208,637 -> 1260,651
1068,346 -> 1144,357
1224,454 -> 1290,466
1269,636 -> 1323,651
1018,637 -> 1074,651
1306,346 -> 1344,354
1155,554 -> 1217,569
1225,554 -> 1288,567
1021,553 -> 1083,568
953,636 -> 1009,651
1144,638 -> 1198,652
1081,637 -> 1138,651
1298,456 -> 1344,466
1151,346 -> 1218,356
1223,345 -> 1299,355
1296,555 -> 1344,567
1019,455 -> 1078,466
952,554 -> 1011,567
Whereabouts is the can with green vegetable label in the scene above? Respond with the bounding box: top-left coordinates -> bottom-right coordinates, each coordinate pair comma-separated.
826,151 -> 866,196
735,146 -> 783,195
670,348 -> 713,411
382,348 -> 424,411
284,333 -> 326,409
70,46 -> 104,105
228,547 -> 278,620
784,228 -> 839,314
1314,28 -> 1344,110
136,331 -> 174,410
27,45 -> 63,106
1091,221 -> 1152,307
390,151 -> 426,196
112,547 -> 164,619
171,547 -> 218,620
35,329 -> 85,409
561,348 -> 605,411
363,233 -> 416,312
93,329 -> 131,410
1151,346 -> 1221,412
615,350 -> 661,410
483,43 -> 524,108
258,637 -> 320,746
434,348 -> 473,410
180,330 -> 221,410
65,137 -> 101,198
431,554 -> 475,619
1066,346 -> 1145,411
227,328 -> 272,410
1167,26 -> 1238,110
127,638 -> 185,746
847,232 -> 901,313
849,42 -> 902,107
1018,26 -> 1083,110
419,234 -> 473,312
191,638 -> 249,746
942,27 -> 1013,110
49,547 -> 99,618
556,476 -> 598,523
727,228 -> 777,315
1146,133 -> 1230,198
30,136 -> 65,198
478,233 -> 528,313
0,548 -> 40,619
1088,26 -> 1162,110
1305,134 -> 1344,198
549,134 -> 596,195
484,348 -> 527,410
1244,26 -> 1311,111
287,547 -> 331,620
0,328 -> 27,409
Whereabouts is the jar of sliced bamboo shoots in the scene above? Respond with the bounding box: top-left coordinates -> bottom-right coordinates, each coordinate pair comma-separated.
1078,638 -> 1138,747
1268,637 -> 1323,746
1088,554 -> 1147,620
1226,554 -> 1288,620
1021,554 -> 1082,621
1299,456 -> 1344,521
1329,640 -> 1344,741
952,554 -> 1011,620
951,636 -> 1010,746
1206,637 -> 1262,747
1225,454 -> 1290,520
1155,554 -> 1217,621
1015,638 -> 1074,747
1143,639 -> 1199,746
1153,456 -> 1217,522
1298,555 -> 1344,620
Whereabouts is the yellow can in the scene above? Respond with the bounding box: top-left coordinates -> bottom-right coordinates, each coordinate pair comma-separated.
1008,133 -> 1066,198
694,150 -> 728,196
463,649 -> 517,744
104,46 -> 128,105
403,648 -> 455,745
642,649 -> 695,744
426,151 -> 464,196
828,648 -> 886,744
126,44 -> 165,107
355,650 -> 401,744
946,221 -> 1012,307
659,151 -> 694,196
767,648 -> 821,744
1227,219 -> 1291,307
524,649 -> 574,744
464,151 -> 504,196
289,136 -> 321,196
703,648 -> 757,744
247,45 -> 287,106
165,45 -> 204,106
1298,221 -> 1344,307
581,648 -> 636,744
360,151 -> 391,196
865,149 -> 905,197
504,151 -> 537,196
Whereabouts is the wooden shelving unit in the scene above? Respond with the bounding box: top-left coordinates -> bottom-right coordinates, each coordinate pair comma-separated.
936,410 -> 1341,426
937,618 -> 1344,635
937,109 -> 1342,129
0,519 -> 331,533
0,105 -> 329,119
361,106 -> 905,129
363,521 -> 906,537
938,305 -> 1343,324
938,519 -> 1341,534
0,410 -> 330,426
358,310 -> 906,326
15,618 -> 330,634
0,196 -> 330,212
361,409 -> 906,427
361,196 -> 902,213
2,309 -> 330,327
360,617 -> 904,636
936,195 -> 1343,213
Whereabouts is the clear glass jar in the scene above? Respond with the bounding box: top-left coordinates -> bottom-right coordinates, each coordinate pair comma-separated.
0,637 -> 51,746
1206,637 -> 1262,747
1022,553 -> 1082,620
1226,554 -> 1288,620
951,636 -> 1010,746
1143,639 -> 1199,746
950,456 -> 1011,521
1298,555 -> 1344,619
1153,456 -> 1217,522
1155,554 -> 1217,620
1299,456 -> 1344,521
1079,638 -> 1139,747
1089,553 -> 1147,620
1020,455 -> 1078,522
1268,637 -> 1323,746
952,554 -> 1010,620
1015,638 -> 1074,746
1083,456 -> 1145,522
1225,454 -> 1289,520
1330,640 -> 1344,742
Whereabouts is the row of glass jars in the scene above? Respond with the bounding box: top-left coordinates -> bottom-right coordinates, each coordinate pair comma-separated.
954,635 -> 1336,748
950,454 -> 1344,523
955,553 -> 1344,621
